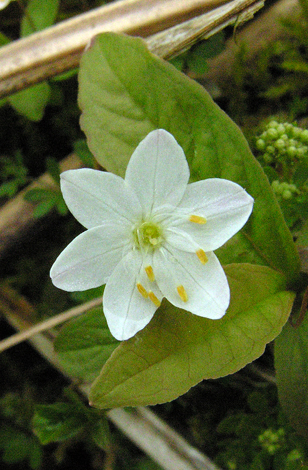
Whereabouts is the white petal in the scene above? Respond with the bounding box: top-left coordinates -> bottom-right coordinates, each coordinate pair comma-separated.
125,129 -> 189,215
0,0 -> 11,9
50,223 -> 131,291
103,251 -> 162,341
175,179 -> 254,251
60,169 -> 142,229
153,246 -> 229,319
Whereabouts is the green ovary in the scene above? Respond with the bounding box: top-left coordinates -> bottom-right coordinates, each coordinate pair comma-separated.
133,221 -> 164,250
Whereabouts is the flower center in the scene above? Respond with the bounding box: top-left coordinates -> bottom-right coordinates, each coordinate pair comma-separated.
133,221 -> 164,250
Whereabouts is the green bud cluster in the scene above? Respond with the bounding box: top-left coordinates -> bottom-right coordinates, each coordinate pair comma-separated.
271,180 -> 299,200
256,120 -> 308,164
258,428 -> 285,455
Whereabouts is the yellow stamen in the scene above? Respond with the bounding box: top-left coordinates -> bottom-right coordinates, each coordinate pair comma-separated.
149,291 -> 161,307
177,285 -> 188,302
189,215 -> 207,224
145,265 -> 155,282
137,283 -> 148,298
196,249 -> 208,265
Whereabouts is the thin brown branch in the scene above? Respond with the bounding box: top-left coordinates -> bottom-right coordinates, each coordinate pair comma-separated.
0,0 -> 264,98
0,153 -> 82,258
290,285 -> 308,328
147,0 -> 264,60
0,295 -> 102,353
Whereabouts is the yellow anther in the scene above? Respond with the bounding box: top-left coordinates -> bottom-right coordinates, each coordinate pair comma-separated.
149,291 -> 161,307
196,249 -> 208,265
177,285 -> 188,302
145,265 -> 155,282
189,215 -> 207,224
144,266 -> 155,282
137,283 -> 148,299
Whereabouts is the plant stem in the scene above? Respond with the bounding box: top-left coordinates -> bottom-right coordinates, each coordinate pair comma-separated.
0,297 -> 102,353
290,285 -> 308,328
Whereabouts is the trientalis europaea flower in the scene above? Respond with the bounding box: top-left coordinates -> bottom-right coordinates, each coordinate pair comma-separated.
51,129 -> 253,340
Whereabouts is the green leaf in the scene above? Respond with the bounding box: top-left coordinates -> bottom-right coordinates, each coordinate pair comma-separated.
21,0 -> 60,37
187,33 -> 225,75
0,425 -> 42,468
8,82 -> 51,121
54,307 -> 119,382
78,33 -> 300,284
275,315 -> 308,437
24,188 -> 52,202
0,32 -> 10,46
73,139 -> 96,168
33,403 -> 86,445
89,264 -> 294,409
90,417 -> 110,450
32,198 -> 56,218
46,157 -> 61,185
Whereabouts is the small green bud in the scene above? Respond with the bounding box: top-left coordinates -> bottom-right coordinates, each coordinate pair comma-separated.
266,145 -> 275,154
292,126 -> 302,138
280,134 -> 289,141
268,120 -> 279,128
276,124 -> 286,135
275,139 -> 285,149
267,128 -> 278,139
283,189 -> 292,200
289,139 -> 297,147
256,139 -> 266,150
285,123 -> 293,132
300,129 -> 308,142
287,146 -> 297,158
296,147 -> 305,157
272,180 -> 280,192
263,153 -> 273,163
287,449 -> 302,462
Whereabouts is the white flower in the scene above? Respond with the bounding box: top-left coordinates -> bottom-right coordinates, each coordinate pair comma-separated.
0,0 -> 11,10
51,129 -> 253,341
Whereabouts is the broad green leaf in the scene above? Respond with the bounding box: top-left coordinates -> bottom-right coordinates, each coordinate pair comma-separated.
33,403 -> 86,445
275,316 -> 308,437
54,308 -> 119,382
21,0 -> 60,37
89,264 -> 294,409
78,33 -> 300,284
8,82 -> 51,121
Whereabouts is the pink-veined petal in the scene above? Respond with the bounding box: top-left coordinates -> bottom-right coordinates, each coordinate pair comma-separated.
60,169 -> 142,229
50,223 -> 131,291
103,251 -> 162,341
174,178 -> 253,251
125,129 -> 189,215
153,246 -> 229,319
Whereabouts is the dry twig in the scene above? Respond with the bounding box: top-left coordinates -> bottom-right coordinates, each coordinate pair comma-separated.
0,0 -> 264,97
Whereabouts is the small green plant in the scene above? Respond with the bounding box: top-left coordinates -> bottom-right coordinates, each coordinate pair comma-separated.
0,151 -> 29,198
0,392 -> 43,469
254,120 -> 308,230
24,157 -> 68,218
215,389 -> 307,470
